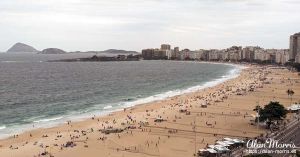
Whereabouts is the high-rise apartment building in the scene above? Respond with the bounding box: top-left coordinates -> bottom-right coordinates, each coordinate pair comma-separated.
161,44 -> 171,50
289,32 -> 300,63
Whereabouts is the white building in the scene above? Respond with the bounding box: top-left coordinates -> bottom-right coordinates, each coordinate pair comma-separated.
208,50 -> 220,60
275,50 -> 289,64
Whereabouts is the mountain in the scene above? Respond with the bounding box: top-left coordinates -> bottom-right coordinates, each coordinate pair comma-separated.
100,49 -> 140,54
7,42 -> 38,53
39,48 -> 67,54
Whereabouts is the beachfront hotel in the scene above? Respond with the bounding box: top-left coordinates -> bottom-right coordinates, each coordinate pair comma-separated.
142,32 -> 300,64
142,44 -> 291,65
161,44 -> 171,51
290,32 -> 300,63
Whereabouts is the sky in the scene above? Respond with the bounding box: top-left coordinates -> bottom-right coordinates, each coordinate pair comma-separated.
0,0 -> 299,52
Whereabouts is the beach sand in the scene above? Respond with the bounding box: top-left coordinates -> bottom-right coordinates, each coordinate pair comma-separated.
1,65 -> 300,157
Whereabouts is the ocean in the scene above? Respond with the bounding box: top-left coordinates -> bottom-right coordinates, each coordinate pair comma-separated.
0,53 -> 241,139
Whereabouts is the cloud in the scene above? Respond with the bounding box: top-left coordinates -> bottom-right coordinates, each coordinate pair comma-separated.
0,0 -> 299,51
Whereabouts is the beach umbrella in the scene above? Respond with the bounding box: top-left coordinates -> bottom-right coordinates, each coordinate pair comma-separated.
208,145 -> 216,149
206,148 -> 217,154
198,149 -> 206,152
223,141 -> 235,145
232,139 -> 245,143
214,145 -> 230,151
223,137 -> 233,141
216,141 -> 230,147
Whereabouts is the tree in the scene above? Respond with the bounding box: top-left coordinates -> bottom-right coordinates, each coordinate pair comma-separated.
253,105 -> 262,113
255,101 -> 287,129
285,62 -> 300,72
286,89 -> 295,104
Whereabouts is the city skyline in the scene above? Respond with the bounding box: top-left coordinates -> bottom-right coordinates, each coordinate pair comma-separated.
0,0 -> 300,52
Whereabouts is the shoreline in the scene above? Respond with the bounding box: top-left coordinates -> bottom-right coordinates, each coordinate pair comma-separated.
0,61 -> 242,140
1,63 -> 299,157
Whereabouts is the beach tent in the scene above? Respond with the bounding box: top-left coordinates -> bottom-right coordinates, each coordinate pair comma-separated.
208,145 -> 216,149
154,117 -> 164,122
200,101 -> 208,108
223,138 -> 237,144
223,141 -> 235,145
179,108 -> 188,113
224,137 -> 245,143
222,140 -> 236,149
287,104 -> 300,113
208,145 -> 230,152
223,138 -> 244,148
232,139 -> 245,147
216,141 -> 230,147
198,149 -> 217,157
223,137 -> 234,141
206,148 -> 217,154
213,145 -> 230,152
198,149 -> 206,152
198,149 -> 208,156
100,128 -> 124,134
206,145 -> 229,156
232,139 -> 245,144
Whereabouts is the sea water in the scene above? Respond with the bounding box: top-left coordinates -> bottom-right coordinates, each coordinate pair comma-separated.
0,53 -> 242,138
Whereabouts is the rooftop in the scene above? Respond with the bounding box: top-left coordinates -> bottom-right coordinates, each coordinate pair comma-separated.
293,32 -> 300,36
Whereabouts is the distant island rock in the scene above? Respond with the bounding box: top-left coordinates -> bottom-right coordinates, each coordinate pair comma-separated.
7,42 -> 38,53
100,49 -> 140,54
48,54 -> 141,62
70,49 -> 140,54
39,48 -> 67,54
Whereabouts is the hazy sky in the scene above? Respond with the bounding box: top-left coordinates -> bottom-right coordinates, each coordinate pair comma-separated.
0,0 -> 299,52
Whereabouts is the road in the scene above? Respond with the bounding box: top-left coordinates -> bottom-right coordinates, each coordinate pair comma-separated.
272,116 -> 300,157
232,114 -> 300,157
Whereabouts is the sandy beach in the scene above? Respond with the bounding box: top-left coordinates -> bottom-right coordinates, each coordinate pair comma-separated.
1,64 -> 300,157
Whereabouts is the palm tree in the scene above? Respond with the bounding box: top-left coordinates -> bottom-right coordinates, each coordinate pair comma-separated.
287,89 -> 295,104
253,105 -> 262,123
